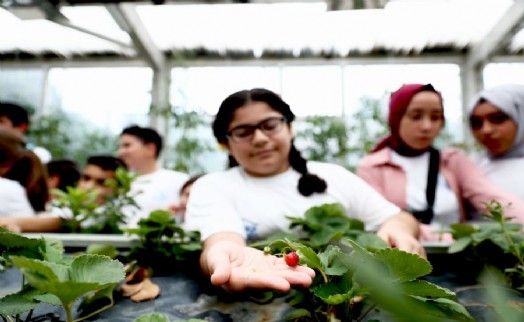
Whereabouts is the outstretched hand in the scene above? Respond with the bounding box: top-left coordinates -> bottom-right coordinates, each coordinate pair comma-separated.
202,239 -> 315,292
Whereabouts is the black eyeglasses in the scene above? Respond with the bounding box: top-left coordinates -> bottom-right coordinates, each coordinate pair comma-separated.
226,116 -> 287,143
469,112 -> 510,130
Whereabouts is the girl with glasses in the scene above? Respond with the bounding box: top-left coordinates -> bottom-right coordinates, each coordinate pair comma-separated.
185,88 -> 425,292
468,84 -> 524,200
357,84 -> 524,242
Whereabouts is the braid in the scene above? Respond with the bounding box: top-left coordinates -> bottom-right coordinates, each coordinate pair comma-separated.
289,144 -> 327,196
228,154 -> 239,168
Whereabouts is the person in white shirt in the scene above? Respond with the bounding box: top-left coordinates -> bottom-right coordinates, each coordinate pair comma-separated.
118,125 -> 189,228
0,155 -> 126,232
0,128 -> 38,217
184,88 -> 424,293
468,84 -> 524,201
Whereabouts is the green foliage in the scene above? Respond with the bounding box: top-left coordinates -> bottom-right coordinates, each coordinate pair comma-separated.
26,109 -> 119,166
123,210 -> 202,275
53,186 -> 99,233
448,201 -> 524,292
296,115 -> 350,167
163,105 -> 215,173
346,96 -> 389,156
53,167 -> 139,234
253,203 -> 472,321
0,230 -> 125,322
480,269 -> 524,322
82,167 -> 140,234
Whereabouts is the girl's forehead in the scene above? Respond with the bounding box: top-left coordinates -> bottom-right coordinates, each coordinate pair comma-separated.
230,102 -> 280,123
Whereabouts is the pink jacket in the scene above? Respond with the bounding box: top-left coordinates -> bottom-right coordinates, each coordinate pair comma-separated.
357,147 -> 524,226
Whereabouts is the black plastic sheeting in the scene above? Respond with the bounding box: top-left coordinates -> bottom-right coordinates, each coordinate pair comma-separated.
0,254 -> 515,321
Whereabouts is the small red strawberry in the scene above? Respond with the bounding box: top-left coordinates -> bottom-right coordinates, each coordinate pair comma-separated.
285,252 -> 299,267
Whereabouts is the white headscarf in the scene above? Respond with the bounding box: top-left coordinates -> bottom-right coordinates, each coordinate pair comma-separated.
469,84 -> 524,159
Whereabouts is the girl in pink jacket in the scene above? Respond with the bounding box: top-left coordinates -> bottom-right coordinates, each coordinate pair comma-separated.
357,83 -> 524,241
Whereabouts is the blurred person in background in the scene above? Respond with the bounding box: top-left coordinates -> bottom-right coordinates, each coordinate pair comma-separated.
168,173 -> 205,225
46,159 -> 81,197
357,83 -> 524,241
118,125 -> 189,227
0,155 -> 126,233
468,84 -> 524,200
0,102 -> 52,163
0,128 -> 36,217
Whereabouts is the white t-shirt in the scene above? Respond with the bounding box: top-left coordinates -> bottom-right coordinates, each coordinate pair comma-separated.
124,168 -> 189,228
185,162 -> 400,241
474,155 -> 524,201
391,151 -> 460,229
0,177 -> 35,217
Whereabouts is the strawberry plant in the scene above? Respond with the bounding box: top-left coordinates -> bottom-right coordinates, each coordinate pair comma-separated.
253,203 -> 474,321
0,228 -> 125,322
448,200 -> 524,292
122,210 -> 201,275
54,167 -> 139,234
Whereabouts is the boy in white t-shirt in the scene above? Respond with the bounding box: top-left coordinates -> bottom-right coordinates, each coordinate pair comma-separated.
118,125 -> 189,227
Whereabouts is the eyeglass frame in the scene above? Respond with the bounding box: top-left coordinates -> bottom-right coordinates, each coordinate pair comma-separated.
226,116 -> 288,143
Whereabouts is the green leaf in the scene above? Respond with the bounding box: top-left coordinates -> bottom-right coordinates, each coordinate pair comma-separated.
402,280 -> 457,299
284,308 -> 311,320
375,248 -> 432,282
135,313 -> 171,322
449,223 -> 478,239
448,237 -> 472,254
312,282 -> 352,305
318,245 -> 349,276
0,290 -> 40,315
355,232 -> 388,251
428,297 -> 475,321
11,254 -> 124,306
405,296 -> 474,321
86,244 -> 119,259
42,237 -> 64,263
296,247 -> 322,271
0,230 -> 42,249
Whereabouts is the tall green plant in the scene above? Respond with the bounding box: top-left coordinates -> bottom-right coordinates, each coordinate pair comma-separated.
27,109 -> 119,166
166,105 -> 215,173
296,115 -> 350,168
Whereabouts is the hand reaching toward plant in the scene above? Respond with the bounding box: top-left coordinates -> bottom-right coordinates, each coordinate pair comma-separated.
376,211 -> 427,258
201,232 -> 315,292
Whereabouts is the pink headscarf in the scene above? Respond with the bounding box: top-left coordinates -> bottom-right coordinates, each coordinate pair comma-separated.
371,83 -> 443,156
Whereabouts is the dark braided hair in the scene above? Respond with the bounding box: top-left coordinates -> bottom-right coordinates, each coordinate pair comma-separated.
213,88 -> 327,196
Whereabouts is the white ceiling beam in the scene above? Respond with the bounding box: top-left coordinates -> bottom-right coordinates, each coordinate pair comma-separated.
466,0 -> 524,69
106,2 -> 165,71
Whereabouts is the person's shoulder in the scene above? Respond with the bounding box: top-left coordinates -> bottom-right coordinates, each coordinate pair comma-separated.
358,147 -> 390,168
157,168 -> 190,179
191,168 -> 241,190
198,167 -> 241,182
441,148 -> 470,161
0,177 -> 25,192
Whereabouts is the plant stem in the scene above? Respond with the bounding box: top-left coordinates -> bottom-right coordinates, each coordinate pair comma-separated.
64,303 -> 74,322
500,217 -> 524,267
